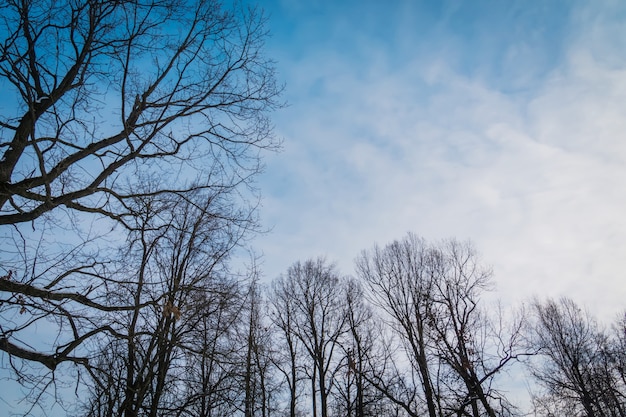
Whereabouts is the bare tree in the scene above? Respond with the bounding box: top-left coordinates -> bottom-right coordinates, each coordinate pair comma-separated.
0,0 -> 280,406
426,239 -> 526,417
331,277 -> 388,417
177,277 -> 244,417
357,233 -> 527,417
273,258 -> 348,417
0,0 -> 280,411
242,276 -> 281,417
356,233 -> 440,417
529,297 -> 626,417
268,271 -> 306,417
79,186 -> 252,417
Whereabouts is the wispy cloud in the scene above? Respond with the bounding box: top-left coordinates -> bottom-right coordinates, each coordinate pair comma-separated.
258,0 -> 626,321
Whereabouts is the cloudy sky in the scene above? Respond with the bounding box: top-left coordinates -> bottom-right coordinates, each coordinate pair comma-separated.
3,1 -> 625,415
252,0 -> 626,323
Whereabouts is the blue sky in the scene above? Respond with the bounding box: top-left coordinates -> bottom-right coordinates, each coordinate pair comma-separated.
3,0 -> 626,414
253,0 -> 626,323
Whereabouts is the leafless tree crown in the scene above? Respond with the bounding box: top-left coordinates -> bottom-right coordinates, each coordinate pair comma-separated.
0,1 -> 281,412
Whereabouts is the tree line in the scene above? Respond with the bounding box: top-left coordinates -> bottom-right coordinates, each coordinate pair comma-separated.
0,1 -> 624,416
4,217 -> 626,416
261,236 -> 626,417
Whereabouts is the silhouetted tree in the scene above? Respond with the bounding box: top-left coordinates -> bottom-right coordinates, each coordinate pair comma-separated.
0,0 -> 280,411
80,188 -> 250,417
356,234 -> 440,417
274,258 -> 348,417
269,274 -> 305,417
242,277 -> 280,417
529,298 -> 626,417
357,233 -> 527,417
332,277 -> 387,417
426,239 -> 526,417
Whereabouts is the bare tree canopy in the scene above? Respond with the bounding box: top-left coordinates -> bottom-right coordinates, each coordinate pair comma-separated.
1,3 -> 622,416
356,233 -> 528,417
0,0 -> 281,407
529,297 -> 626,417
0,0 -> 280,226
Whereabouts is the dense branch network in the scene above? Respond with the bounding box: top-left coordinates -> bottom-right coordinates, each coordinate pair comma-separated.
0,0 -> 280,393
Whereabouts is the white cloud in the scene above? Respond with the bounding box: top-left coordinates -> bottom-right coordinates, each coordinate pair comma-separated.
258,0 -> 626,324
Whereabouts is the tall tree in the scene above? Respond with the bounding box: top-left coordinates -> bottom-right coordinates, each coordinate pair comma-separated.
275,258 -> 348,417
357,233 -> 526,417
242,276 -> 280,417
529,297 -> 626,417
81,187 -> 250,417
269,272 -> 305,417
356,233 -> 439,417
0,0 -> 280,411
331,277 -> 385,417
426,239 -> 525,417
